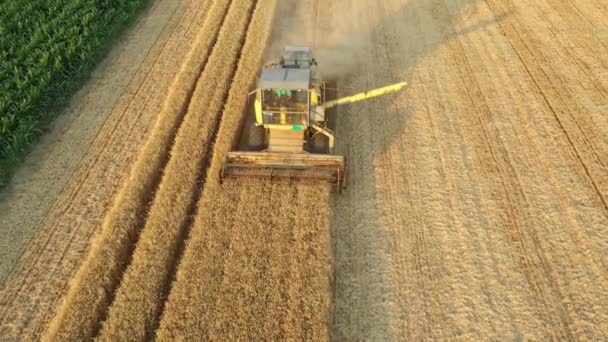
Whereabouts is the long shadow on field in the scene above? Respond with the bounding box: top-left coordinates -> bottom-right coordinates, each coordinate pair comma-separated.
315,0 -> 509,340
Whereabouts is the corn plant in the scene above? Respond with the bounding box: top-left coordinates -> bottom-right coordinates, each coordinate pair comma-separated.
0,0 -> 146,187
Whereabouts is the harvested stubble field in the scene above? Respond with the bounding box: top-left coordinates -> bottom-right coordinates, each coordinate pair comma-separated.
2,0 -> 608,340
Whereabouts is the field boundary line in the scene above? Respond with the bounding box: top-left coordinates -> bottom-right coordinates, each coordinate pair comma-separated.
446,4 -> 579,338
483,0 -> 608,215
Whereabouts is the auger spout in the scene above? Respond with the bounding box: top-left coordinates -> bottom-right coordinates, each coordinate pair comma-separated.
323,81 -> 407,109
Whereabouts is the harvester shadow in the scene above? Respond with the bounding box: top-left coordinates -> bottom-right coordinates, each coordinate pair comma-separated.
314,0 -> 510,339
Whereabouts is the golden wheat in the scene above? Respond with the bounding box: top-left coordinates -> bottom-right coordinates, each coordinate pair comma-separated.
155,181 -> 332,340
42,0 -> 223,339
96,0 -> 256,340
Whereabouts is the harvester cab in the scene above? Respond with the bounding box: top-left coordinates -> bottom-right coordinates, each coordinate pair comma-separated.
221,46 -> 406,190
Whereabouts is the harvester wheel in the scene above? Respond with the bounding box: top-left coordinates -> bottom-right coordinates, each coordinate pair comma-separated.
310,133 -> 328,154
248,124 -> 265,151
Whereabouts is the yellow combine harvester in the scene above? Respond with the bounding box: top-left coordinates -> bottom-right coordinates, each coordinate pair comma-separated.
221,46 -> 406,190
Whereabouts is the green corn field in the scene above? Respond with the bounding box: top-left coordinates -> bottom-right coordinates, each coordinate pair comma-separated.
0,0 -> 146,186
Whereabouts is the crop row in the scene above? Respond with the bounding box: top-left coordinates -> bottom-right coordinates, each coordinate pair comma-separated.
42,0 -> 220,339
0,0 -> 146,185
96,0 -> 257,339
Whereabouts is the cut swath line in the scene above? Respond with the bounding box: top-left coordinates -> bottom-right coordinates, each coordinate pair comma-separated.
483,0 -> 608,214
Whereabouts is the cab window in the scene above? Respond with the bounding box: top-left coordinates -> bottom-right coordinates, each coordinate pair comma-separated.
262,89 -> 308,113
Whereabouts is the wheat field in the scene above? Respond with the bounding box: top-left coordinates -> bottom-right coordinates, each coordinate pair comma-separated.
98,0 -> 256,339
0,0 -> 606,340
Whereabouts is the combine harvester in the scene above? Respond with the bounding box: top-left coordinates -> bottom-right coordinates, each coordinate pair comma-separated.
221,46 -> 406,190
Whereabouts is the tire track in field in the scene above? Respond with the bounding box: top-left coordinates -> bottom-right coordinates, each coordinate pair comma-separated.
330,0 -> 410,339
538,0 -> 608,99
522,0 -> 608,155
476,0 -> 608,280
400,1 -> 508,337
477,0 -> 608,335
429,0 -> 608,337
417,33 -> 507,338
488,2 -> 608,275
484,0 -> 608,214
552,0 -> 608,52
330,0 -> 473,339
444,16 -> 579,340
375,0 -> 451,338
564,0 -> 608,30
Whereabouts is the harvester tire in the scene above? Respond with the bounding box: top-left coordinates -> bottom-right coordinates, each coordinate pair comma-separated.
311,133 -> 328,154
248,124 -> 265,151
